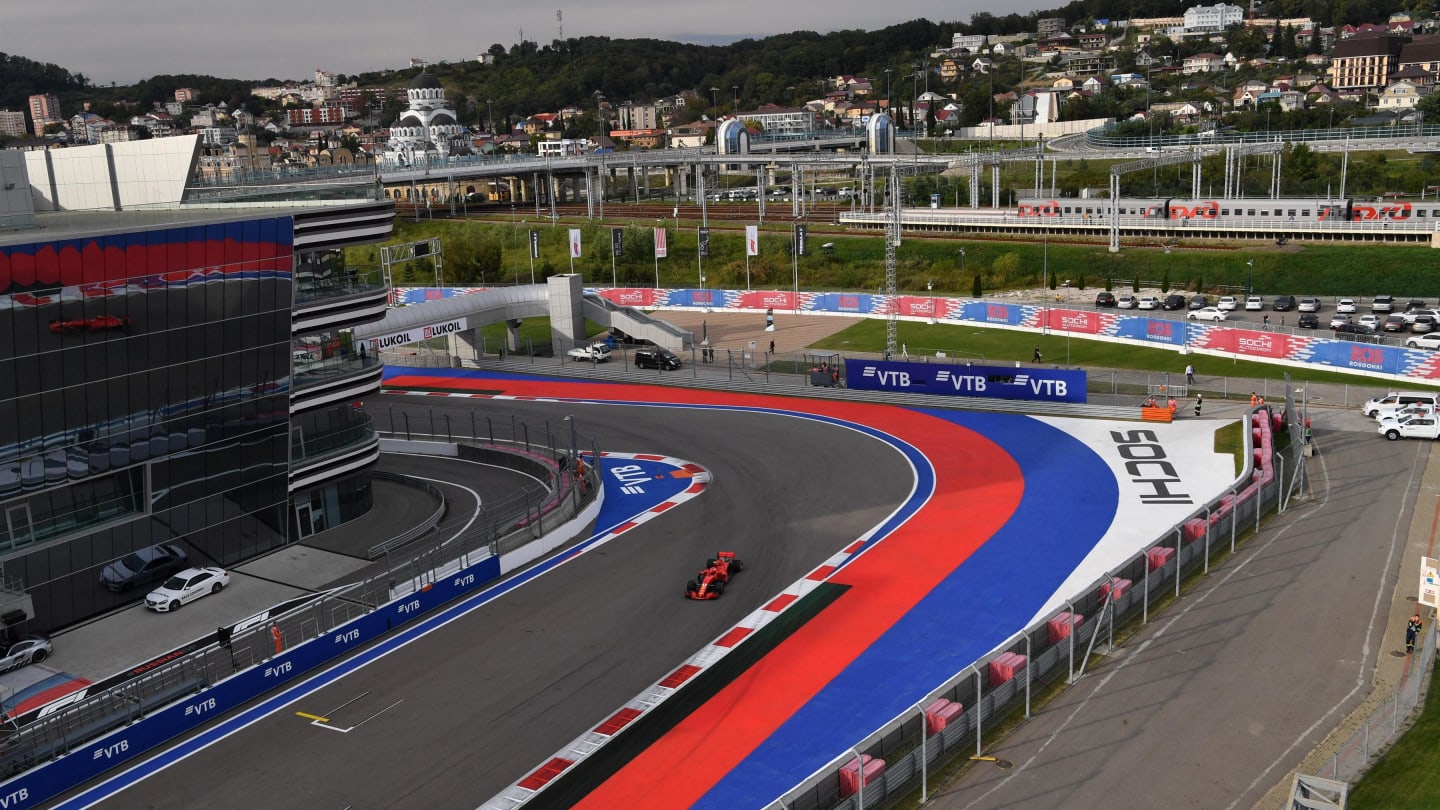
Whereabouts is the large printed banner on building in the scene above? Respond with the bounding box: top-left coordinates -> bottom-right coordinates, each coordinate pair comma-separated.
368,317 -> 468,350
844,359 -> 1087,403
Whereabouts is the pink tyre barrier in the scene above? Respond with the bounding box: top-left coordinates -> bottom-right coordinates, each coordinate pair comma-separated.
988,651 -> 1028,685
1048,611 -> 1083,643
1148,546 -> 1175,571
839,754 -> 886,797
1099,577 -> 1132,603
924,698 -> 964,735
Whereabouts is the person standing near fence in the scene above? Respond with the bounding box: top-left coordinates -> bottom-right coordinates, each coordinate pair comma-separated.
1185,363 -> 1195,384
1033,346 -> 1043,364
1407,611 -> 1423,653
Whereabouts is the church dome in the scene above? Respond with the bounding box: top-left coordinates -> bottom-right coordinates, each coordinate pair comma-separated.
409,72 -> 442,89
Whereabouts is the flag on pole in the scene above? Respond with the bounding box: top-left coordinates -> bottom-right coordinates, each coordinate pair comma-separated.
746,225 -> 759,257
611,228 -> 623,257
698,227 -> 710,258
569,229 -> 582,258
654,227 -> 668,258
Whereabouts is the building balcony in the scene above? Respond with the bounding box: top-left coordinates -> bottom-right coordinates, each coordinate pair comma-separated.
291,354 -> 385,414
293,267 -> 391,334
289,414 -> 379,493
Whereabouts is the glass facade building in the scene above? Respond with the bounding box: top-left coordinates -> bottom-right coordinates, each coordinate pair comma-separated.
0,137 -> 394,633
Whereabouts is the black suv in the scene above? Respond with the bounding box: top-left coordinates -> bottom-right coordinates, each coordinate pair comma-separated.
1162,294 -> 1187,310
1272,295 -> 1297,311
634,347 -> 682,370
1094,292 -> 1116,307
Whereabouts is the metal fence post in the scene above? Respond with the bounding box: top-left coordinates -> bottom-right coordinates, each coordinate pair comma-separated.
1067,600 -> 1076,684
1024,634 -> 1032,718
1231,486 -> 1238,553
916,702 -> 929,802
1143,549 -> 1150,624
975,664 -> 984,756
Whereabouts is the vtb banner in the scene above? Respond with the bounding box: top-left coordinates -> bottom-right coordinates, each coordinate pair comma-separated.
746,225 -> 759,256
654,227 -> 668,258
844,359 -> 1087,403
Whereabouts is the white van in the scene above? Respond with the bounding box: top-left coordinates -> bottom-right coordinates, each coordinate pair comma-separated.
1364,391 -> 1440,418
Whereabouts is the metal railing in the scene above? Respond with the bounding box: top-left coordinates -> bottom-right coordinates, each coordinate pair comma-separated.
1311,622 -> 1437,784
766,405 -> 1302,809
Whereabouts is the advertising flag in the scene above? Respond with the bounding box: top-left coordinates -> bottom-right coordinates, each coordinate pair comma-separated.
746,225 -> 759,256
654,227 -> 668,258
611,228 -> 623,257
569,229 -> 582,258
529,230 -> 540,259
794,224 -> 808,257
698,227 -> 711,258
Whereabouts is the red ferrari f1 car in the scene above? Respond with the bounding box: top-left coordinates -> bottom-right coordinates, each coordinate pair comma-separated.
685,551 -> 744,600
48,315 -> 132,334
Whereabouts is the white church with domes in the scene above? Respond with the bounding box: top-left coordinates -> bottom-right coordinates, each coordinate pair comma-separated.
383,73 -> 472,165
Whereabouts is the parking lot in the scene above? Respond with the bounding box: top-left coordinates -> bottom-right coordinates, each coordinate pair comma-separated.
1094,292 -> 1439,346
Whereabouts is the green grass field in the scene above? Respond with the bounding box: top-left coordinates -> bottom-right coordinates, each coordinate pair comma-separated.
1345,659 -> 1440,809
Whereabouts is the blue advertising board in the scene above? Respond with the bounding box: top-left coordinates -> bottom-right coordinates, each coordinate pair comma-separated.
1304,340 -> 1409,375
1111,316 -> 1189,346
844,360 -> 1087,403
958,300 -> 1024,327
808,292 -> 879,315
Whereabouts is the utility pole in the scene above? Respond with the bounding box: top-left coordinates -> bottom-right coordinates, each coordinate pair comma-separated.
885,170 -> 901,359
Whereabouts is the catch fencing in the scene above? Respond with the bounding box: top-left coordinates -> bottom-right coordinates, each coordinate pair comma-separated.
1310,623 -> 1437,785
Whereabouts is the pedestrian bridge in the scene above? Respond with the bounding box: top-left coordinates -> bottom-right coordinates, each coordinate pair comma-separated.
351,278 -> 693,361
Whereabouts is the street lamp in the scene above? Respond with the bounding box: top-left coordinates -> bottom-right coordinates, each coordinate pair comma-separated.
731,85 -> 739,117
957,247 -> 966,271
1246,259 -> 1255,295
486,99 -> 493,134
710,86 -> 719,115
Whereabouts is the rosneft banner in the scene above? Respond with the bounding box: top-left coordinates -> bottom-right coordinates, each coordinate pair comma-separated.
845,359 -> 1087,403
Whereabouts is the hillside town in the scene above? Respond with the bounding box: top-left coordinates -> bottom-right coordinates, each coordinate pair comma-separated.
2,4 -> 1439,176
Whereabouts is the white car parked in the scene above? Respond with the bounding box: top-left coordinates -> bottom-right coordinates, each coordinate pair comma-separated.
1244,296 -> 1264,311
1329,313 -> 1351,329
146,567 -> 230,612
1359,314 -> 1381,330
1380,416 -> 1440,441
0,636 -> 52,673
1116,295 -> 1137,309
1137,296 -> 1160,310
1217,296 -> 1239,311
1336,299 -> 1357,313
1187,306 -> 1229,322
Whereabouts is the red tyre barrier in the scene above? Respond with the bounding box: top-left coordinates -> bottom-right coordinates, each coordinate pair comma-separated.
1099,577 -> 1132,603
839,754 -> 886,797
1047,611 -> 1083,643
1148,546 -> 1175,571
988,651 -> 1028,685
924,698 -> 964,735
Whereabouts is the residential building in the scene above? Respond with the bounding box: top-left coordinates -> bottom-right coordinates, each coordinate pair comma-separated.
667,121 -> 712,148
0,111 -> 25,139
940,59 -> 963,81
1328,33 -> 1410,92
607,128 -> 666,149
0,135 -> 393,634
1066,54 -> 1117,76
288,106 -> 353,126
1378,78 -> 1430,109
1077,32 -> 1110,50
1184,53 -> 1225,73
27,94 -> 61,137
1184,3 -> 1243,32
1398,34 -> 1440,78
617,101 -> 658,131
174,88 -> 198,103
1037,17 -> 1067,36
951,34 -> 988,53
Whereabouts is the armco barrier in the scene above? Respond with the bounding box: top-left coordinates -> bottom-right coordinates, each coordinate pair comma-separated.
765,405 -> 1297,809
0,419 -> 598,810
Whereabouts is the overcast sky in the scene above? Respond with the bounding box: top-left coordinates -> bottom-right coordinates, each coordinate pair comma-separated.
3,1 -> 993,86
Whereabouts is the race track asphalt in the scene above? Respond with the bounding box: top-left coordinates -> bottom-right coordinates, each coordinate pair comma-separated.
84,394 -> 915,809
